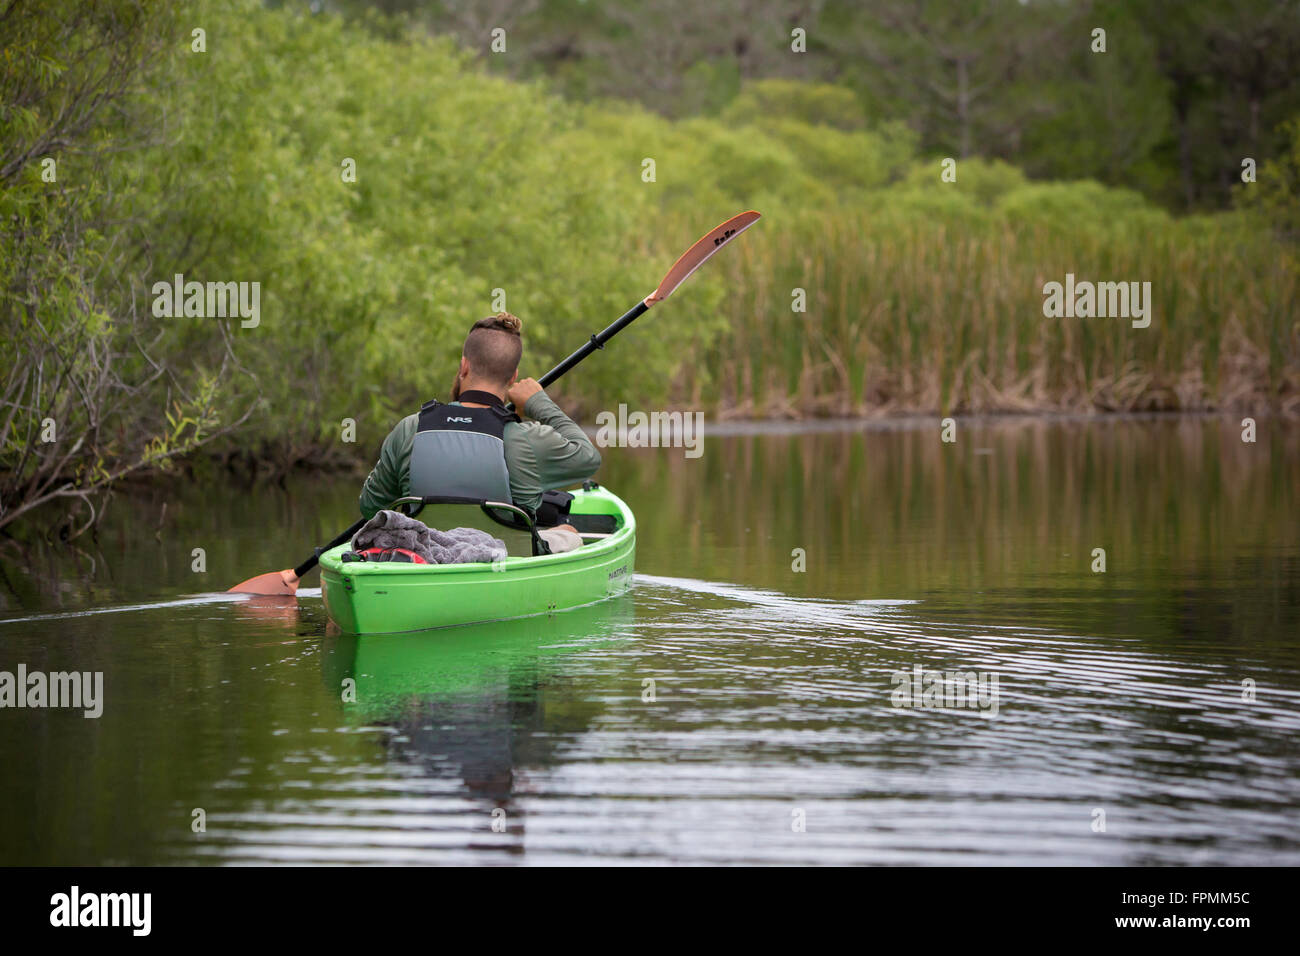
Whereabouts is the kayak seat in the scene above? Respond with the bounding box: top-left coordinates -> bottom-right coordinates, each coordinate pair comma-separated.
388,495 -> 542,558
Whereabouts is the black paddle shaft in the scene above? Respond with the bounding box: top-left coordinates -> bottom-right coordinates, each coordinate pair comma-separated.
294,299 -> 652,579
294,517 -> 365,578
537,299 -> 649,389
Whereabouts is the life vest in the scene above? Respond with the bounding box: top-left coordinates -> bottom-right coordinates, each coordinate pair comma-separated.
409,389 -> 520,502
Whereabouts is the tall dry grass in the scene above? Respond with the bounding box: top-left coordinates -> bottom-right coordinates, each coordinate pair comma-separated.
687,210 -> 1298,418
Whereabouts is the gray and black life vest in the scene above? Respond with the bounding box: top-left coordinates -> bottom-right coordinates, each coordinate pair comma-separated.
409,389 -> 520,502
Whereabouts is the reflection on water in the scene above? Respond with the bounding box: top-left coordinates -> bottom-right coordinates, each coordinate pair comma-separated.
0,416 -> 1296,864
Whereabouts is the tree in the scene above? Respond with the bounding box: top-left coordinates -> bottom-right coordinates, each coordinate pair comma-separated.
821,0 -> 1084,159
0,0 -> 254,536
1132,0 -> 1300,209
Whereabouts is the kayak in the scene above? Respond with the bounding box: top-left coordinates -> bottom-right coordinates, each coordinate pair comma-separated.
319,485 -> 635,634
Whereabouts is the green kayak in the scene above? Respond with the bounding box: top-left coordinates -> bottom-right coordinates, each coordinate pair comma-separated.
319,485 -> 635,634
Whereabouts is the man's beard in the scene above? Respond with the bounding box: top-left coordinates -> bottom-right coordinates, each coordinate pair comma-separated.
449,371 -> 461,401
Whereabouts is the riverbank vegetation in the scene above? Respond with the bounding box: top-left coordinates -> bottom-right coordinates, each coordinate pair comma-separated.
2,0 -> 1297,535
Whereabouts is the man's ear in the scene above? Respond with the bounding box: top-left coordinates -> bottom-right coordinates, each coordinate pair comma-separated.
509,371 -> 519,386
459,356 -> 471,377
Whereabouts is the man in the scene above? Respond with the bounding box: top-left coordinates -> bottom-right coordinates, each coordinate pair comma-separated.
357,312 -> 599,553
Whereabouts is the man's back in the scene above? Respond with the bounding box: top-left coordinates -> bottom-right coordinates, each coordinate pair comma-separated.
359,390 -> 600,518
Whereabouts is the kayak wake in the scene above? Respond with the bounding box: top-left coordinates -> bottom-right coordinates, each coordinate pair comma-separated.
0,588 -> 322,626
634,574 -> 916,631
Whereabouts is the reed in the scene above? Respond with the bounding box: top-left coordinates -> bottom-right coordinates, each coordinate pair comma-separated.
688,209 -> 1298,418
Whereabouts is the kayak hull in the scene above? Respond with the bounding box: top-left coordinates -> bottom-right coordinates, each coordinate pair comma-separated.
319,486 -> 635,635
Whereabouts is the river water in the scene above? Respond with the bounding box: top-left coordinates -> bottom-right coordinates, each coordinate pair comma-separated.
1,416 -> 1296,864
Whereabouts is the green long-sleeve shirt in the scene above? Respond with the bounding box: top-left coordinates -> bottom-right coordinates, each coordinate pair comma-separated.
358,391 -> 601,518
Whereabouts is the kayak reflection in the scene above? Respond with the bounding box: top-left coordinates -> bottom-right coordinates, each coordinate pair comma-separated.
322,596 -> 635,816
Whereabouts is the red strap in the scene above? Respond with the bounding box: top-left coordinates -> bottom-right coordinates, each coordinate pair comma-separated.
357,547 -> 427,564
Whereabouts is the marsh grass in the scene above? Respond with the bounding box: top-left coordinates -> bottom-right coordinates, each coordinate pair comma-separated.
691,211 -> 1298,418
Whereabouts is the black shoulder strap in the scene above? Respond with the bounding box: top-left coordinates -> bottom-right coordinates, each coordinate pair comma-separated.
416,398 -> 446,432
454,389 -> 520,424
415,394 -> 520,435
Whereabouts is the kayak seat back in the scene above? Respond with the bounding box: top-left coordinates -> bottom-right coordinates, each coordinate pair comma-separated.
388,495 -> 542,558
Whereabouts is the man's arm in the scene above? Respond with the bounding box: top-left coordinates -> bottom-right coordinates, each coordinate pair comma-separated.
508,380 -> 601,490
358,415 -> 416,518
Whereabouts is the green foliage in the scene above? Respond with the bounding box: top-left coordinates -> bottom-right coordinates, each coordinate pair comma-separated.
895,158 -> 1028,207
313,0 -> 1300,214
0,0 -> 213,534
1239,117 -> 1300,243
125,2 -> 737,449
721,80 -> 866,132
994,181 -> 1172,236
3,0 -> 1297,535
120,4 -> 956,453
1018,2 -> 1173,199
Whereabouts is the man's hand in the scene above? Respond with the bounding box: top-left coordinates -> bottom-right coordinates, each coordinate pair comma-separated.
507,377 -> 543,410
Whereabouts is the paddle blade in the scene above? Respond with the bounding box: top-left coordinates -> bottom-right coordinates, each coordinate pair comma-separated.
228,569 -> 299,596
645,210 -> 761,305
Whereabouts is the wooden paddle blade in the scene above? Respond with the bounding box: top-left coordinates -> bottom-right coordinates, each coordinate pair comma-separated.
645,210 -> 761,305
227,569 -> 299,596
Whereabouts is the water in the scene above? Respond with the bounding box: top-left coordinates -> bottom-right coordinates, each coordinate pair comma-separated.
1,415 -> 1296,864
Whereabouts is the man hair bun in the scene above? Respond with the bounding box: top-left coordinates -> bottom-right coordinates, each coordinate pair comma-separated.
469,312 -> 522,337
491,312 -> 522,335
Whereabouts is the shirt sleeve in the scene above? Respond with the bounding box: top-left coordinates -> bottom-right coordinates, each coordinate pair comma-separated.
358,416 -> 414,519
521,391 -> 602,489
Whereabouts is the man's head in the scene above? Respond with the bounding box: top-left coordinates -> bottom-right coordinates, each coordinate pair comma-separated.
455,312 -> 523,397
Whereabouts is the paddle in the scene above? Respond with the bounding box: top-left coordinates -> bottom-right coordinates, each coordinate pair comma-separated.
228,210 -> 762,596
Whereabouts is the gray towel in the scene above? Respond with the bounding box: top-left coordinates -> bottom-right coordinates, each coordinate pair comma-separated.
352,510 -> 507,564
